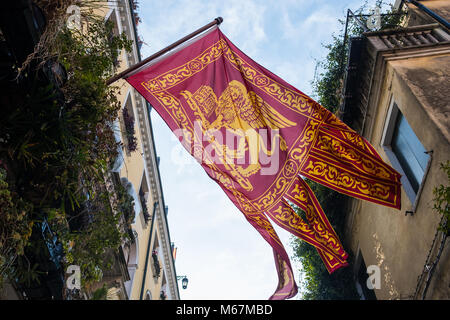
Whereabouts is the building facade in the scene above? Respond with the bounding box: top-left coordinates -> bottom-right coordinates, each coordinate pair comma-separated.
81,0 -> 179,300
340,0 -> 449,299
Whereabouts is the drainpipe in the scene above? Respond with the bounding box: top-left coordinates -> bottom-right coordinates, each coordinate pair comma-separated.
405,0 -> 450,29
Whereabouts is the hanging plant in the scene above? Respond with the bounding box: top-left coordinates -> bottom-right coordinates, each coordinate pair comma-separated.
152,250 -> 160,279
122,107 -> 138,152
0,1 -> 134,292
139,194 -> 150,223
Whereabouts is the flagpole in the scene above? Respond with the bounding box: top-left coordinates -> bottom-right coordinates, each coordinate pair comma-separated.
106,17 -> 223,86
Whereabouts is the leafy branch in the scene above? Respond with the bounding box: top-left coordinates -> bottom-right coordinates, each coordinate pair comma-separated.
432,161 -> 450,235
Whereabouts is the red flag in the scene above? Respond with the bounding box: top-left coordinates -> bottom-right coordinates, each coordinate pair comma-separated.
126,27 -> 401,299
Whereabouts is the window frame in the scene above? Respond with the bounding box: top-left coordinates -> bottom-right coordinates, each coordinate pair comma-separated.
380,98 -> 432,211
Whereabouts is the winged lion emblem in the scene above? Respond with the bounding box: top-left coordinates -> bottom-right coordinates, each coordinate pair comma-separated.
181,80 -> 296,191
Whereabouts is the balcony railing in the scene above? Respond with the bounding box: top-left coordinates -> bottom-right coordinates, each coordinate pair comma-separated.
366,23 -> 450,51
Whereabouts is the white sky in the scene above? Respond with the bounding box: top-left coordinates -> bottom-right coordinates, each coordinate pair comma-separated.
136,0 -> 395,300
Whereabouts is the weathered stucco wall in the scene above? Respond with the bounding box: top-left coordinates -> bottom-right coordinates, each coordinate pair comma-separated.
418,0 -> 450,22
344,52 -> 450,299
393,55 -> 450,144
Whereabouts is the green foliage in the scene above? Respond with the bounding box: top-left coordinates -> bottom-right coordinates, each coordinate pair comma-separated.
432,161 -> 450,235
312,34 -> 346,113
295,3 -> 406,299
115,181 -> 136,227
0,11 -> 133,291
12,260 -> 45,288
292,236 -> 358,300
43,17 -> 132,287
53,191 -> 125,285
0,168 -> 34,288
122,107 -> 138,152
90,284 -> 108,300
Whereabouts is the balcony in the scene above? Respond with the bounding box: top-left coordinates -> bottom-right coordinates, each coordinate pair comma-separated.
365,23 -> 450,51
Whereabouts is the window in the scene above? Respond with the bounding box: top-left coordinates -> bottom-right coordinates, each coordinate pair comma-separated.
151,233 -> 161,281
381,100 -> 431,205
121,93 -> 138,154
139,171 -> 151,225
391,113 -> 429,193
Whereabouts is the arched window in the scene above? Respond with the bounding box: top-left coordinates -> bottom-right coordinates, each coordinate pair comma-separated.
145,290 -> 152,300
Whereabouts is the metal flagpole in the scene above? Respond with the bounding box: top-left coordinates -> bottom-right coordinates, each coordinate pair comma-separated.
106,17 -> 223,86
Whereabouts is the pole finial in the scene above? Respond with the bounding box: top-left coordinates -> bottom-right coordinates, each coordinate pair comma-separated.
215,17 -> 224,25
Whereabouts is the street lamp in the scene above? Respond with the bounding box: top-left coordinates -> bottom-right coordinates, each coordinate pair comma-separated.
177,276 -> 189,289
